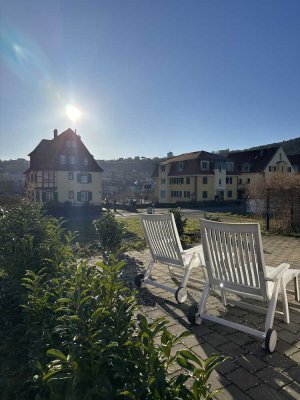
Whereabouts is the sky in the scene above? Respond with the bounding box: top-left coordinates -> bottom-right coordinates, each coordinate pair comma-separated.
0,0 -> 300,160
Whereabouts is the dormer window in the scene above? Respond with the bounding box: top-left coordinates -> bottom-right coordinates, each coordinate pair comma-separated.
66,140 -> 76,148
201,161 -> 209,171
242,163 -> 250,172
161,166 -> 166,173
226,162 -> 233,172
177,162 -> 184,172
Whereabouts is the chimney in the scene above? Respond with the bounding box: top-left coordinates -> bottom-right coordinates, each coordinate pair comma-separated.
53,129 -> 58,139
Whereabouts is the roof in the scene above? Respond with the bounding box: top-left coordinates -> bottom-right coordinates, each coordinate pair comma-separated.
27,128 -> 103,172
228,146 -> 279,173
153,150 -> 236,177
288,154 -> 300,166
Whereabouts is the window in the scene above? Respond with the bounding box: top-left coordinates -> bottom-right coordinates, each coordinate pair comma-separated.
288,167 -> 292,172
201,161 -> 209,170
203,177 -> 208,184
247,178 -> 251,184
66,140 -> 76,148
219,179 -> 222,185
273,166 -> 276,172
77,173 -> 91,183
161,178 -> 166,184
69,191 -> 74,199
161,166 -> 166,172
160,190 -> 166,198
202,191 -> 208,199
84,157 -> 88,166
69,155 -> 76,165
242,163 -> 250,172
228,190 -> 232,198
238,179 -> 242,185
60,154 -> 66,164
45,191 -> 53,201
226,177 -> 232,184
226,162 -> 234,172
68,172 -> 74,180
170,177 -> 184,184
184,191 -> 190,198
81,191 -> 89,201
186,177 -> 190,184
81,174 -> 88,183
269,166 -> 272,172
171,191 -> 182,198
177,162 -> 184,172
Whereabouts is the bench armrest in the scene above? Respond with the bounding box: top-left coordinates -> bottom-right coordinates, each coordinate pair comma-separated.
183,245 -> 203,256
266,263 -> 290,282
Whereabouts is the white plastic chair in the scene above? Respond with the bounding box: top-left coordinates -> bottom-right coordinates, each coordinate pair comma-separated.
135,213 -> 204,303
188,219 -> 293,352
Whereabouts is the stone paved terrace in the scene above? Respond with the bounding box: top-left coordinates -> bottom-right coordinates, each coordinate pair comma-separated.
126,234 -> 300,400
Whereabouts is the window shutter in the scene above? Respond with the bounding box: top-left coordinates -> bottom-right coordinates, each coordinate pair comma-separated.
42,191 -> 46,202
88,191 -> 92,201
77,192 -> 81,201
88,173 -> 92,183
77,173 -> 81,183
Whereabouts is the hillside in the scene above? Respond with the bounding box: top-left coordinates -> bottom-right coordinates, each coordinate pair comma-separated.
236,136 -> 300,155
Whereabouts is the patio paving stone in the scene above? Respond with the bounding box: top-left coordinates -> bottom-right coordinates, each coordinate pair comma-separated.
126,230 -> 300,398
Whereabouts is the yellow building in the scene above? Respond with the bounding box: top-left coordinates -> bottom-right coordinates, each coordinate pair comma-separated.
229,146 -> 295,198
152,151 -> 238,204
25,128 -> 103,206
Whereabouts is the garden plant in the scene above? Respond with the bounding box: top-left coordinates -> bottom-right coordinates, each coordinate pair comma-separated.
0,202 -> 227,399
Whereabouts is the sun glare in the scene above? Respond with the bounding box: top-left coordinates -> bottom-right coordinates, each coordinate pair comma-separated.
65,104 -> 82,122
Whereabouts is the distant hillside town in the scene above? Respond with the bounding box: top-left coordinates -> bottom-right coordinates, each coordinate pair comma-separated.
0,134 -> 300,205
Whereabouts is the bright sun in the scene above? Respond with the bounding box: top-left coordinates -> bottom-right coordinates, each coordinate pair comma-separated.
65,104 -> 82,122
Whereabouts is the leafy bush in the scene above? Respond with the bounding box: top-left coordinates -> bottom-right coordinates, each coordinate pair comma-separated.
203,213 -> 221,222
21,257 -> 227,399
93,211 -> 125,253
169,208 -> 187,236
0,203 -> 227,399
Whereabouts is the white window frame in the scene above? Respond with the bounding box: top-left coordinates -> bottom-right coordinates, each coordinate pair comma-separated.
81,191 -> 89,202
177,162 -> 184,172
81,174 -> 88,183
45,191 -> 53,201
201,161 -> 209,171
60,154 -> 67,164
69,155 -> 76,165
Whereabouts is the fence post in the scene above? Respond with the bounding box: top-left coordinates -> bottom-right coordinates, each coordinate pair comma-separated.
266,189 -> 270,232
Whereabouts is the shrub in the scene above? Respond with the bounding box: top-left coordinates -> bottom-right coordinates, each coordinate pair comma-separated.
22,257 -> 227,399
93,211 -> 125,253
169,208 -> 187,236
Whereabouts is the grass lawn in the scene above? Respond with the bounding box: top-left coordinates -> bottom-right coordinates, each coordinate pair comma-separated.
61,210 -> 265,246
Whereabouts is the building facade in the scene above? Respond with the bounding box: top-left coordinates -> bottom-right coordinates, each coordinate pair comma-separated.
152,151 -> 238,204
229,146 -> 294,198
25,128 -> 103,206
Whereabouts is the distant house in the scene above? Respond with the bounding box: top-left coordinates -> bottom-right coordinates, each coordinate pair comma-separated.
228,146 -> 294,198
152,151 -> 238,204
25,128 -> 103,206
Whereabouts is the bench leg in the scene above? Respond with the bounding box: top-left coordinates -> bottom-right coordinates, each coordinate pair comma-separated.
281,280 -> 290,324
295,276 -> 299,302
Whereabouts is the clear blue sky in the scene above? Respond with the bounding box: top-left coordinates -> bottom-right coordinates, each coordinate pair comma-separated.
0,0 -> 299,160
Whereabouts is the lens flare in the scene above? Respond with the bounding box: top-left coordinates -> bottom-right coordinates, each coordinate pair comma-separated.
65,104 -> 82,122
